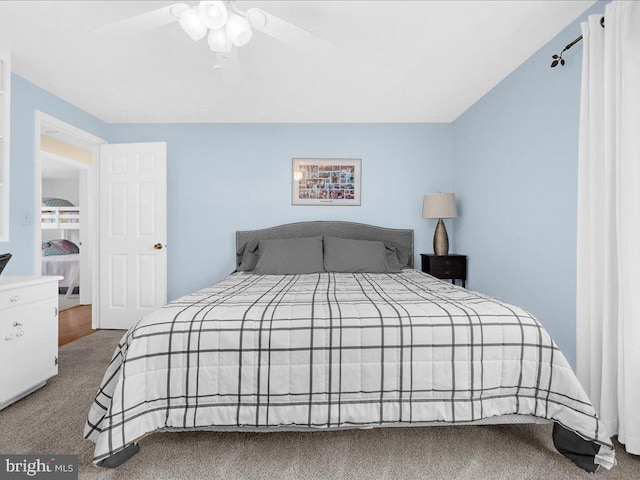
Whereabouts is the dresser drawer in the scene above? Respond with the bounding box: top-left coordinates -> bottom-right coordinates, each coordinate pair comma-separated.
0,282 -> 58,310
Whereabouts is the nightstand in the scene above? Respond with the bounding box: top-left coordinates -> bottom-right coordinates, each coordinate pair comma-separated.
420,254 -> 467,288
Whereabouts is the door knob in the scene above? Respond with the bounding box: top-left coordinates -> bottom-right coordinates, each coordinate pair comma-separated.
154,243 -> 164,250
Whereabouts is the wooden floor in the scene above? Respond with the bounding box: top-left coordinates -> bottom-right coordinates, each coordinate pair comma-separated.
58,304 -> 95,347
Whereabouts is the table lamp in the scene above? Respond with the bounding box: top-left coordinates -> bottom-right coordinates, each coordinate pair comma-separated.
422,193 -> 458,255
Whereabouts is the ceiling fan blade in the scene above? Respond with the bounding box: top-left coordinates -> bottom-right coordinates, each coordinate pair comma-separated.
245,8 -> 334,52
94,3 -> 189,36
216,49 -> 242,83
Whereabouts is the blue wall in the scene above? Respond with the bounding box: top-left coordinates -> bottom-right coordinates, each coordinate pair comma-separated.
451,2 -> 605,367
109,123 -> 453,299
2,74 -> 110,275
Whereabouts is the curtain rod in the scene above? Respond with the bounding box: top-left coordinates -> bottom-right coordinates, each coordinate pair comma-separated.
551,16 -> 605,68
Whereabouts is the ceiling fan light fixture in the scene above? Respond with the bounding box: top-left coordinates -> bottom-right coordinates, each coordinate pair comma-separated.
208,28 -> 232,53
169,3 -> 190,19
225,13 -> 252,47
179,7 -> 207,41
199,1 -> 228,30
246,8 -> 268,28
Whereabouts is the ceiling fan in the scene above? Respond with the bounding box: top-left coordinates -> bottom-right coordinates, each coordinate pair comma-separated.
95,1 -> 334,81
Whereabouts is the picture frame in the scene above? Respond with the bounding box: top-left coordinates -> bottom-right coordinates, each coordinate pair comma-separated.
292,158 -> 361,206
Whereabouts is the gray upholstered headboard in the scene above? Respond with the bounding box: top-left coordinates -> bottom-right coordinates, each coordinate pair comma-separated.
236,221 -> 414,269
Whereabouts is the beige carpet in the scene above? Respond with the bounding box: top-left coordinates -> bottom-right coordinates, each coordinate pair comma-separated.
1,331 -> 638,480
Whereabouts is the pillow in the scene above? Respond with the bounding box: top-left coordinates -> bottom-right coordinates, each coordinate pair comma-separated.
385,241 -> 409,268
254,237 -> 324,275
42,197 -> 75,207
42,239 -> 79,256
237,240 -> 259,271
384,244 -> 403,271
323,236 -> 402,273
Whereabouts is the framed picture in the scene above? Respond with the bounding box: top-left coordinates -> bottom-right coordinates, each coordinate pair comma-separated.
292,158 -> 361,206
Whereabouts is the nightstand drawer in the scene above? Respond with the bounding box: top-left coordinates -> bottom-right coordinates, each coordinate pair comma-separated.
420,254 -> 467,287
429,257 -> 465,269
428,265 -> 463,279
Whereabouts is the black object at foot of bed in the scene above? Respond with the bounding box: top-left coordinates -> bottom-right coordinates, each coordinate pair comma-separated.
553,423 -> 602,473
96,443 -> 140,468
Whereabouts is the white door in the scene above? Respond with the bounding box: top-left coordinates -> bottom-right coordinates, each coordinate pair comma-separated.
79,168 -> 91,305
98,142 -> 167,330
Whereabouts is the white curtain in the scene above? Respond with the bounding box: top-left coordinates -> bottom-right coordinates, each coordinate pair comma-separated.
577,0 -> 640,455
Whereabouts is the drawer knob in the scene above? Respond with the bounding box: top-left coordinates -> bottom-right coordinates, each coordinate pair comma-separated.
10,295 -> 19,302
4,334 -> 14,341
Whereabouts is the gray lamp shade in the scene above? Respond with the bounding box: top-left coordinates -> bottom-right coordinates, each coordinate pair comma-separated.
422,193 -> 458,219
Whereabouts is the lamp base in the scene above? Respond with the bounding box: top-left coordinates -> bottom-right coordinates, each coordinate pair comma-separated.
433,218 -> 449,256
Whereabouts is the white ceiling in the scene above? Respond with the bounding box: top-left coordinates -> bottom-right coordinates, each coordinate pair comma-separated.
0,1 -> 594,123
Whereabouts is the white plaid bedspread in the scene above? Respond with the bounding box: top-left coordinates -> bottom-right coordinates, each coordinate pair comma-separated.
85,270 -> 613,464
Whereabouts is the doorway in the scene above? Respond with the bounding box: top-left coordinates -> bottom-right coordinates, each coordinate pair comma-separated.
34,112 -> 106,329
41,151 -> 85,310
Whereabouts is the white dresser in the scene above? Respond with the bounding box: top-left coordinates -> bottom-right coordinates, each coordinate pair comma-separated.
0,276 -> 61,410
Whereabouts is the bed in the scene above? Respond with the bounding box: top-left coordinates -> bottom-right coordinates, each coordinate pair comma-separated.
41,239 -> 80,296
41,197 -> 81,231
85,222 -> 615,471
41,198 -> 81,297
